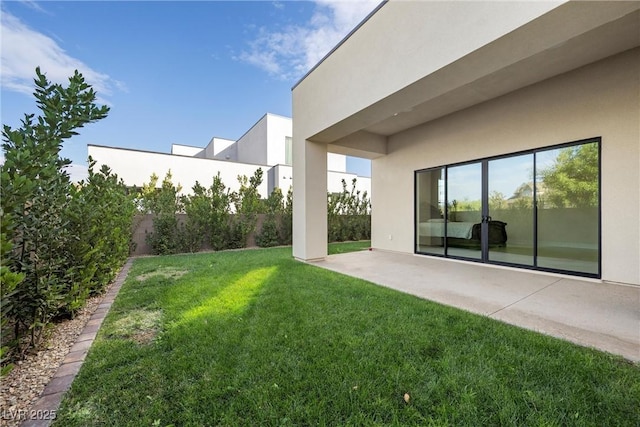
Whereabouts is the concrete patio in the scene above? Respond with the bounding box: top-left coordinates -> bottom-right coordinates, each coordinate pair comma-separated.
313,250 -> 640,362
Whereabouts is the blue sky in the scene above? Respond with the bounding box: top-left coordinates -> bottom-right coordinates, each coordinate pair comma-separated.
1,0 -> 378,180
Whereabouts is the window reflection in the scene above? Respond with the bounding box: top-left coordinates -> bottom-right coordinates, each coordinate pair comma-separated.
488,154 -> 534,265
446,163 -> 482,260
416,168 -> 445,255
536,143 -> 599,274
415,139 -> 600,277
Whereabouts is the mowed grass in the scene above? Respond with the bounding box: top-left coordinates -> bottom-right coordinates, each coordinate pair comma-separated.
55,245 -> 640,426
328,240 -> 370,254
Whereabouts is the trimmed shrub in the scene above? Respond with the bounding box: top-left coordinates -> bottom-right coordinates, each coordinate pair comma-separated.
228,169 -> 264,249
256,187 -> 284,248
137,174 -> 371,255
140,171 -> 183,255
279,187 -> 293,245
328,178 -> 371,242
1,68 -> 134,364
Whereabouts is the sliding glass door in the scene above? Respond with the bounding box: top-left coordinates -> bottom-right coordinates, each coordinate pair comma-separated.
487,154 -> 534,266
535,142 -> 600,275
416,168 -> 445,255
415,138 -> 600,278
446,162 -> 483,260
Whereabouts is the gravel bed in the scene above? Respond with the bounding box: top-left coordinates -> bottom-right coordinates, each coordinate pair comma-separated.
0,293 -> 104,427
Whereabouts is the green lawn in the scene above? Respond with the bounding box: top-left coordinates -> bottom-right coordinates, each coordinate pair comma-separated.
328,240 -> 370,254
55,245 -> 639,426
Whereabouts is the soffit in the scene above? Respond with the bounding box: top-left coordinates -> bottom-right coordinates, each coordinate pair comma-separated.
311,3 -> 640,146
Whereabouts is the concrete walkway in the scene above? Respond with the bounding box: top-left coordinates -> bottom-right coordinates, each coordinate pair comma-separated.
313,250 -> 640,362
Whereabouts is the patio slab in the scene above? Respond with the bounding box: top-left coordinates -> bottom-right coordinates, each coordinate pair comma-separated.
313,250 -> 640,362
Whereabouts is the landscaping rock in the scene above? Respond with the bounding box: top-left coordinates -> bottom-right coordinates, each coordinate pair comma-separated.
0,293 -> 103,427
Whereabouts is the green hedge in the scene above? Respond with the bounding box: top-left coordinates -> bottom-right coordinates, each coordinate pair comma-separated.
1,69 -> 135,369
140,174 -> 370,255
140,170 -> 294,254
328,178 -> 371,242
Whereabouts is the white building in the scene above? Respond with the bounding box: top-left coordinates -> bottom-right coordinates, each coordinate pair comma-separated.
89,113 -> 371,198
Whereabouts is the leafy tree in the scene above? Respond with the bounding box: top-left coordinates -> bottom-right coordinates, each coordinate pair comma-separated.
256,187 -> 284,247
65,159 -> 135,310
1,68 -> 110,355
279,186 -> 293,245
539,143 -> 599,208
228,168 -> 264,248
0,215 -> 24,374
489,191 -> 507,211
328,178 -> 371,242
135,171 -> 371,254
141,171 -> 240,253
141,171 -> 183,255
208,173 -> 232,250
180,181 -> 212,252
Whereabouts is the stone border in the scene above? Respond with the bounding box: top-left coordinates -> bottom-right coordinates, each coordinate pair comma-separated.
20,259 -> 133,427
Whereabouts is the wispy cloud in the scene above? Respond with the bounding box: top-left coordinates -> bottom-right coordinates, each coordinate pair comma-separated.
238,0 -> 381,81
0,10 -> 124,103
18,0 -> 49,14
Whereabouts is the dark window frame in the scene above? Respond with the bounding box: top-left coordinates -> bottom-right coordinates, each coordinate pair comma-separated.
414,137 -> 602,279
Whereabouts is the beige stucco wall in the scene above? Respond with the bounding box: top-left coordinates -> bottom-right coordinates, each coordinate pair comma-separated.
293,0 -> 563,141
292,140 -> 328,261
371,48 -> 639,285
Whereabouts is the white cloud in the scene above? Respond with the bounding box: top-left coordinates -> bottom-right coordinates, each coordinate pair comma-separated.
0,10 -> 124,103
238,0 -> 381,81
18,0 -> 49,14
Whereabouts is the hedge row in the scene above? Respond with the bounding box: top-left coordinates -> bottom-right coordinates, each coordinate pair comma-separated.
140,173 -> 370,255
1,69 -> 135,370
328,178 -> 371,242
0,69 -> 372,373
138,169 -> 292,255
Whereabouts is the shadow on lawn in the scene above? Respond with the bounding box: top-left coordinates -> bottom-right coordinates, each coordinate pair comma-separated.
55,249 -> 640,426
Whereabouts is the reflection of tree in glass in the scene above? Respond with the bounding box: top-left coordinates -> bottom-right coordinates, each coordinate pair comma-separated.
539,143 -> 598,208
489,191 -> 507,210
458,199 -> 481,211
510,195 -> 533,210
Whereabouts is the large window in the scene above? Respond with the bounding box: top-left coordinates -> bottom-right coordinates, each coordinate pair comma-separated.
416,167 -> 445,255
415,138 -> 600,277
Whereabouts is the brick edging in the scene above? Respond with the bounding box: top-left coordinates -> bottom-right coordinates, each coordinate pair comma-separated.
20,259 -> 134,427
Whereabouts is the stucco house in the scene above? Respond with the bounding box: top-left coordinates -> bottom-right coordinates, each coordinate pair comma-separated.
89,113 -> 371,198
292,1 -> 639,286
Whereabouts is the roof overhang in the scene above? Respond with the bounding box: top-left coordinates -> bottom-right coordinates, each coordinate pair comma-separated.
313,1 -> 639,155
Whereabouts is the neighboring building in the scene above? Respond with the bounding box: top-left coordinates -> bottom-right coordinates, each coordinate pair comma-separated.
292,1 -> 639,286
89,113 -> 371,198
